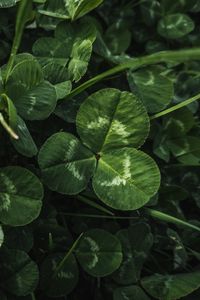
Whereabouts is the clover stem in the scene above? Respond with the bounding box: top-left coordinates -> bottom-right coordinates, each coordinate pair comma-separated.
150,93 -> 200,120
0,112 -> 19,140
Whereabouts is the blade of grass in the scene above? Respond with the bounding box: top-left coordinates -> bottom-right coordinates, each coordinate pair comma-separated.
145,208 -> 200,233
5,0 -> 33,83
150,93 -> 200,120
62,48 -> 200,101
77,195 -> 114,216
52,233 -> 83,279
60,212 -> 139,220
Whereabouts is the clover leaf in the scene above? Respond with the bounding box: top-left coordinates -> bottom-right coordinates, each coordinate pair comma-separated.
38,132 -> 97,194
75,229 -> 122,277
77,88 -> 150,153
6,59 -> 57,120
0,166 -> 43,226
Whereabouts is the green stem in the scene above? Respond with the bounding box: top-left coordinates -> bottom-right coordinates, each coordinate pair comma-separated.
60,212 -> 138,220
31,293 -> 36,300
5,0 -> 32,83
145,208 -> 200,233
52,233 -> 83,279
150,93 -> 200,120
0,112 -> 19,139
63,48 -> 200,100
77,195 -> 114,216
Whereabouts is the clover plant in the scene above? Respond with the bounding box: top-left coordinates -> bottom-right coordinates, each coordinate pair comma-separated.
1,0 -> 200,299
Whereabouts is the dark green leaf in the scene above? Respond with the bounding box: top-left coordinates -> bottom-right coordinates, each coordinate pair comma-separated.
38,132 -> 96,194
142,272 -> 200,300
114,285 -> 150,300
76,229 -> 122,277
11,115 -> 38,157
40,253 -> 79,297
158,14 -> 195,39
93,148 -> 160,210
128,67 -> 174,113
113,223 -> 153,284
77,88 -> 150,154
0,166 -> 43,226
6,59 -> 57,120
0,249 -> 39,296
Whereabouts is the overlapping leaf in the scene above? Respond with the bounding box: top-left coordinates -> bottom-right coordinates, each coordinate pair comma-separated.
158,13 -> 194,39
65,0 -> 103,20
0,166 -> 43,226
93,149 -> 160,210
77,88 -> 150,153
0,0 -> 18,8
6,59 -> 57,120
142,271 -> 200,300
40,253 -> 79,297
114,286 -> 150,300
128,67 -> 174,113
76,229 -> 122,277
11,115 -> 38,157
38,132 -> 97,194
33,18 -> 97,82
0,249 -> 39,296
113,223 -> 153,283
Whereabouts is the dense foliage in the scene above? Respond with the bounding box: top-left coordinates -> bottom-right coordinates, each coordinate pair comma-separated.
1,0 -> 200,299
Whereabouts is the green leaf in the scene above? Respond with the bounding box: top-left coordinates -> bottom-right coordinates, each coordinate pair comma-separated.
33,18 -> 97,82
0,166 -> 43,226
54,91 -> 86,123
128,67 -> 174,113
65,0 -> 103,20
55,80 -> 72,99
114,285 -> 150,300
4,226 -> 33,252
77,88 -> 150,154
38,132 -> 96,194
11,115 -> 38,157
37,0 -> 70,19
6,59 -> 57,120
40,253 -> 79,297
157,13 -> 195,39
68,39 -> 92,82
55,17 -> 97,43
167,136 -> 200,165
0,248 -> 39,296
0,0 -> 18,7
141,272 -> 200,300
42,62 -> 69,83
105,23 -> 132,55
93,148 -> 160,210
167,228 -> 188,270
32,37 -> 70,67
1,94 -> 18,131
113,223 -> 153,284
0,226 -> 4,248
75,229 -> 122,277
42,62 -> 72,99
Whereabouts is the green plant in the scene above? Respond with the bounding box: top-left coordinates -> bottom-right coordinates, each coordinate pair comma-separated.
1,0 -> 200,299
